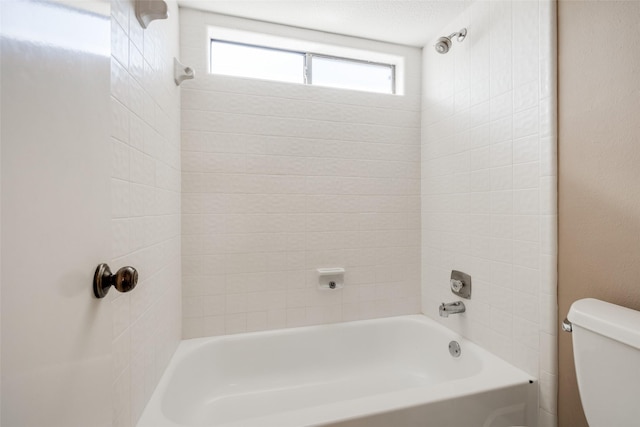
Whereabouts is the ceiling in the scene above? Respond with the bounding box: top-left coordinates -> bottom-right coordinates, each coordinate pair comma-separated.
177,1 -> 467,47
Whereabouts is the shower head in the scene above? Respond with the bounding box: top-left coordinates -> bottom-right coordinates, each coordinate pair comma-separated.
435,37 -> 452,54
435,28 -> 467,54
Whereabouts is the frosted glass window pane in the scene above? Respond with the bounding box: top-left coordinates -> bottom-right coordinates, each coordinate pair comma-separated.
311,56 -> 393,94
211,41 -> 304,84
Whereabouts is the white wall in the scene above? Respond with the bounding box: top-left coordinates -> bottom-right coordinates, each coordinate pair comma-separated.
178,9 -> 422,338
420,1 -> 557,426
109,0 -> 182,425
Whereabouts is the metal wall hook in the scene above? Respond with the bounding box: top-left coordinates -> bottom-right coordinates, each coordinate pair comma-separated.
93,263 -> 138,298
174,58 -> 195,86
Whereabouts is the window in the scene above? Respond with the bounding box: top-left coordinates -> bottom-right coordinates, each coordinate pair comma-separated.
210,41 -> 305,84
210,39 -> 396,94
310,55 -> 394,94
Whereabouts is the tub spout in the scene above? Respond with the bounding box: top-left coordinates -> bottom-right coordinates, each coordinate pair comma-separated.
439,301 -> 465,318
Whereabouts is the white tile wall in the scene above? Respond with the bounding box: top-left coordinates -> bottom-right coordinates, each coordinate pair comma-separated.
179,9 -> 422,338
110,1 -> 182,425
421,1 -> 557,426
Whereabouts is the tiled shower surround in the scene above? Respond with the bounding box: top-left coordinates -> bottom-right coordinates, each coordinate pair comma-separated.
176,9 -> 558,422
179,10 -> 423,338
421,1 -> 557,426
110,0 -> 181,425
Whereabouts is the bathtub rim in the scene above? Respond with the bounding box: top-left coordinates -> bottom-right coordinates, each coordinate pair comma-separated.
137,314 -> 537,427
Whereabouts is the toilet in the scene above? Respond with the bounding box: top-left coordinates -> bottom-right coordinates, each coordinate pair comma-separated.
565,298 -> 640,426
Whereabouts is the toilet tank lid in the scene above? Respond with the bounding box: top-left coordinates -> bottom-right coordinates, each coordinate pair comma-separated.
568,298 -> 640,350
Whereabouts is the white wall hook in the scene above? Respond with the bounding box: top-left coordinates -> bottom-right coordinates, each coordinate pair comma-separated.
174,58 -> 195,86
135,0 -> 169,29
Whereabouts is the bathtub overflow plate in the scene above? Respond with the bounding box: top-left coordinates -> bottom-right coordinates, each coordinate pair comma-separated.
448,340 -> 461,358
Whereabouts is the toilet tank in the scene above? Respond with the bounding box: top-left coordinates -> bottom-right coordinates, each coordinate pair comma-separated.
567,299 -> 640,427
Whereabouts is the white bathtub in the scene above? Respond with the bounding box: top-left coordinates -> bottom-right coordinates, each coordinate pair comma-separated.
137,315 -> 537,427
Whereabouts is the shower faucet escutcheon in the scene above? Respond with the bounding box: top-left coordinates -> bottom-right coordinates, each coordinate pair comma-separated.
450,270 -> 471,299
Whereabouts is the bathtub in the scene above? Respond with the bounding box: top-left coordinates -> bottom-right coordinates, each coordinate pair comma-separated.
137,315 -> 537,427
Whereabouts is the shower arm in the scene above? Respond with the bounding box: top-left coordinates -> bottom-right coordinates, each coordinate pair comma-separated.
448,28 -> 467,42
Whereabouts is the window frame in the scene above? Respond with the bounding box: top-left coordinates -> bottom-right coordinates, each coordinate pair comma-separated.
209,38 -> 397,95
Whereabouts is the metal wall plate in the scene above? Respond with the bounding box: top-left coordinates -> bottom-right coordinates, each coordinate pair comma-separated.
450,270 -> 471,299
449,340 -> 461,358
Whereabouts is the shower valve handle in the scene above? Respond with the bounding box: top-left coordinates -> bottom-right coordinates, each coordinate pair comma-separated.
93,263 -> 138,298
450,279 -> 464,292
